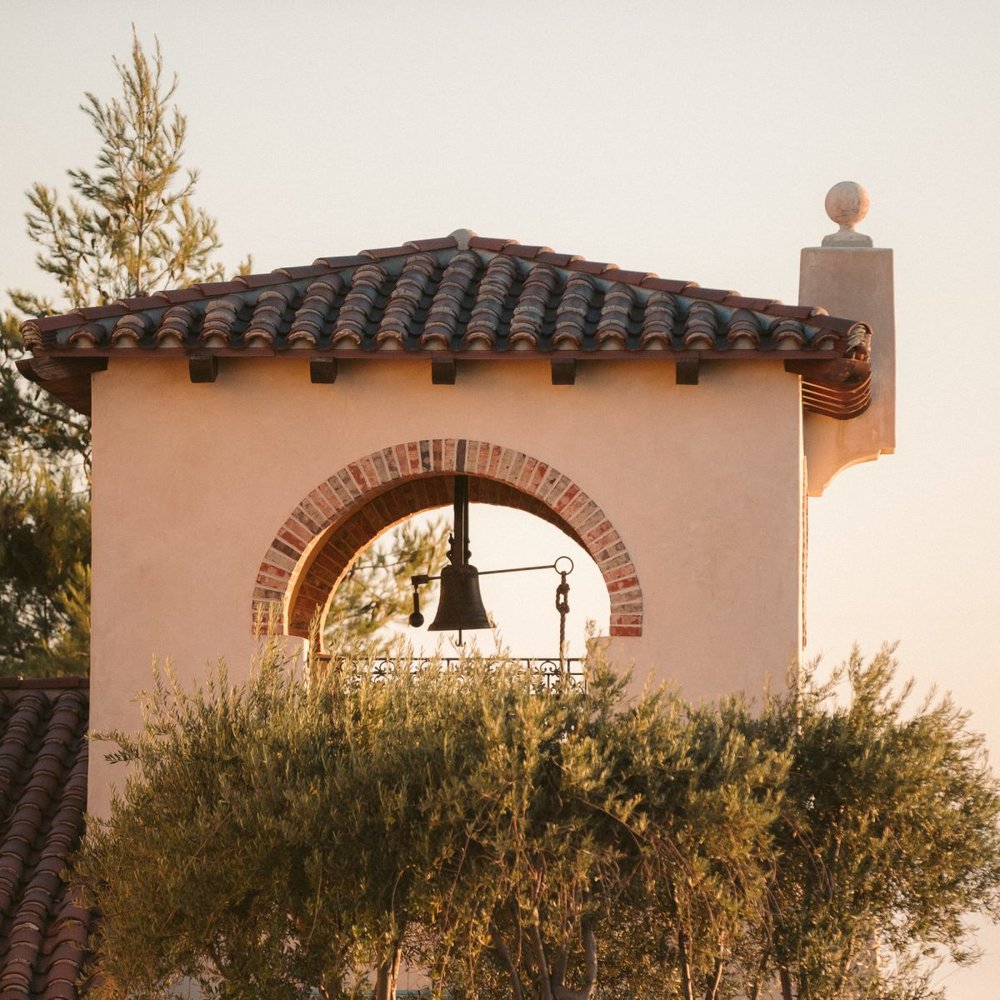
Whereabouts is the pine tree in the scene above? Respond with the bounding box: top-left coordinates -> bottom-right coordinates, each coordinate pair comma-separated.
324,517 -> 450,649
2,32 -> 449,675
0,31 -> 238,675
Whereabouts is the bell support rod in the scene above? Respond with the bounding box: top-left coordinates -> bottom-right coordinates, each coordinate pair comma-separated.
408,556 -> 574,629
411,555 -> 575,587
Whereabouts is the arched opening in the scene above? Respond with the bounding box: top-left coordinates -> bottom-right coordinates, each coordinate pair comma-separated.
321,503 -> 611,659
252,439 -> 643,642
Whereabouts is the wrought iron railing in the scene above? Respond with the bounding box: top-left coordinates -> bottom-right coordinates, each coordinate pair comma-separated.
314,655 -> 585,690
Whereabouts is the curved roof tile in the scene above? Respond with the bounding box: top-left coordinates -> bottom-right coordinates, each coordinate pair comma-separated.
0,682 -> 94,999
19,233 -> 874,420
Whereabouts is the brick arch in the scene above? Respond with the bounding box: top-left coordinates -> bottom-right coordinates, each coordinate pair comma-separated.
252,440 -> 642,638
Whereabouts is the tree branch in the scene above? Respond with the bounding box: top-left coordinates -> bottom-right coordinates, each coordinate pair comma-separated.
704,955 -> 724,1000
678,926 -> 694,1000
553,919 -> 599,1000
779,966 -> 794,1000
490,922 -> 524,1000
531,916 -> 554,1000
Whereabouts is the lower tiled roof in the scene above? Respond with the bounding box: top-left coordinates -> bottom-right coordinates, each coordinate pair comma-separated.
0,680 -> 93,1000
18,232 -> 873,420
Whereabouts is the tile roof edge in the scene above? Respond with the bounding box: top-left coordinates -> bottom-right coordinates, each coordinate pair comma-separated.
19,233 -> 861,340
0,677 -> 90,691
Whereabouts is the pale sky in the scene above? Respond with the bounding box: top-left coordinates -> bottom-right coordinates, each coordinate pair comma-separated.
3,1 -> 1000,994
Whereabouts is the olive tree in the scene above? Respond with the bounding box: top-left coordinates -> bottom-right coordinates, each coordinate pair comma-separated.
74,645 -> 1000,1000
753,646 -> 1000,1000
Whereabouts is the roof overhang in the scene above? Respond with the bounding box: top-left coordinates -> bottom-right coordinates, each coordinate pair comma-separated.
19,232 -> 873,419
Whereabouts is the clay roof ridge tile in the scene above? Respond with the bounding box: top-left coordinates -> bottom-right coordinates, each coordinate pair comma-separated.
0,969 -> 32,989
113,294 -> 164,312
7,822 -> 42,845
723,295 -> 780,312
32,312 -> 88,333
641,277 -> 699,294
157,287 -> 204,305
237,271 -> 288,290
805,314 -> 858,334
564,259 -> 615,277
68,304 -> 127,322
535,251 -> 584,268
498,244 -> 552,261
360,243 -> 417,262
193,279 -> 245,296
404,236 -> 460,252
274,263 -> 333,281
678,286 -> 733,304
601,268 -> 653,286
467,236 -> 519,252
766,303 -> 816,321
48,811 -> 84,837
310,254 -> 369,269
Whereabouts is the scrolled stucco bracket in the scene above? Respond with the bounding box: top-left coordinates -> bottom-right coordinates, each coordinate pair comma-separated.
799,183 -> 895,495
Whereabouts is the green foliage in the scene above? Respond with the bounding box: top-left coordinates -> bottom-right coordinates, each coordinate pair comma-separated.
325,518 -> 450,648
1,31 -> 243,675
755,646 -> 1000,1000
17,31 -> 228,311
0,455 -> 90,676
74,646 -> 1000,1000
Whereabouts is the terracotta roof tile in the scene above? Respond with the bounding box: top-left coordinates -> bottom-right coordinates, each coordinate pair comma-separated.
111,294 -> 163,312
467,236 -> 517,252
360,243 -> 417,261
31,315 -> 85,334
761,302 -> 815,321
309,255 -> 368,269
0,683 -> 94,999
157,287 -> 203,305
404,236 -> 459,252
19,232 -> 874,420
600,269 -> 654,286
566,259 -> 616,276
237,271 -> 290,289
683,286 -> 733,303
498,244 -> 551,260
60,305 -> 124,322
641,277 -> 698,293
534,251 -> 583,267
810,314 -> 860,335
723,295 -> 776,312
194,279 -> 244,296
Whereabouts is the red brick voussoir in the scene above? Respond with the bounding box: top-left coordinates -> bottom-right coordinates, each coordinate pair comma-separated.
251,440 -> 643,638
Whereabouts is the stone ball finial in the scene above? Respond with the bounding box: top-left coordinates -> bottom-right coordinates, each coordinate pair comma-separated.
822,181 -> 873,247
449,228 -> 478,250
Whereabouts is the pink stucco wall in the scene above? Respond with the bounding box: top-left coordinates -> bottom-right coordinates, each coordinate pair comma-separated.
88,356 -> 804,815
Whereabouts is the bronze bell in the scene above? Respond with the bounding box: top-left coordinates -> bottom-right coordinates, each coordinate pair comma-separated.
428,562 -> 491,632
426,474 -> 492,633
